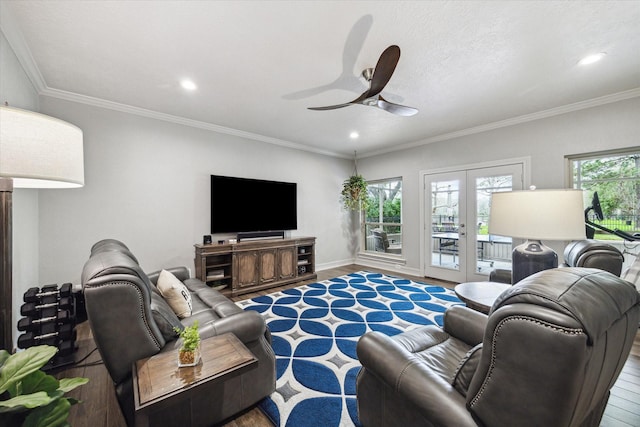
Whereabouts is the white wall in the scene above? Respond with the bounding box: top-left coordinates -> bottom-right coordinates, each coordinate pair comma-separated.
37,97 -> 356,285
356,97 -> 640,275
0,30 -> 40,350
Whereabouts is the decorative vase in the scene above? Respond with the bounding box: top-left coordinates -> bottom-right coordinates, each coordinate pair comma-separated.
177,344 -> 201,367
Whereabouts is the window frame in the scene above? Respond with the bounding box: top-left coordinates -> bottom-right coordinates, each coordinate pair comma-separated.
361,177 -> 403,257
567,148 -> 640,242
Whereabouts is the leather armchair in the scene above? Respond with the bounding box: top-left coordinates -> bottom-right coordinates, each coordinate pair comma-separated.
356,267 -> 640,427
81,240 -> 275,426
563,239 -> 624,275
490,239 -> 624,284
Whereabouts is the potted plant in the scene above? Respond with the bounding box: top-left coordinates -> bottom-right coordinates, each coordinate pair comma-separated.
0,345 -> 88,427
341,174 -> 369,211
175,321 -> 201,367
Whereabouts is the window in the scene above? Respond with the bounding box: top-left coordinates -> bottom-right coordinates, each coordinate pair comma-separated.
363,178 -> 402,255
569,150 -> 640,240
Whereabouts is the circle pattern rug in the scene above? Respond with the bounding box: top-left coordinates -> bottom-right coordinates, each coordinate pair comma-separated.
236,271 -> 462,427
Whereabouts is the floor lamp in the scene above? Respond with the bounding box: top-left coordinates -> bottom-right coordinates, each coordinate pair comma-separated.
488,188 -> 585,284
0,105 -> 83,352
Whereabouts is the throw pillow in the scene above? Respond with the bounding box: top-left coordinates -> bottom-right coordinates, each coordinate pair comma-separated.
622,255 -> 640,287
157,269 -> 193,318
150,293 -> 183,341
451,343 -> 483,396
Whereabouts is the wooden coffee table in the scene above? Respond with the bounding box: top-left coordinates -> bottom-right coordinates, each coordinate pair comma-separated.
132,332 -> 257,427
454,281 -> 511,314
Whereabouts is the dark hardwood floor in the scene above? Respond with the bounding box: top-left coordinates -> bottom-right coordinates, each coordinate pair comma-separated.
59,265 -> 640,427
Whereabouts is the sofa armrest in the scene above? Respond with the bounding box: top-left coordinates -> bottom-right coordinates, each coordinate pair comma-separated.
147,266 -> 191,285
357,331 -> 477,426
444,305 -> 488,346
198,310 -> 266,344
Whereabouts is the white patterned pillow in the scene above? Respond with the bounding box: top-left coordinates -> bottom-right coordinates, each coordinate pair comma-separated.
157,269 -> 193,318
622,255 -> 640,288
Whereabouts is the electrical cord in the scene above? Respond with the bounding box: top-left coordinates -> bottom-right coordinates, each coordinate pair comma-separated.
54,346 -> 103,372
74,346 -> 99,364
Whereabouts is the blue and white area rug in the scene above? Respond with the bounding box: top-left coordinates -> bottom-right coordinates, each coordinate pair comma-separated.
236,271 -> 462,427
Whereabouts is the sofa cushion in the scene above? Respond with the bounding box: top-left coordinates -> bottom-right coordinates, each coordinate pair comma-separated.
150,292 -> 182,340
157,269 -> 193,318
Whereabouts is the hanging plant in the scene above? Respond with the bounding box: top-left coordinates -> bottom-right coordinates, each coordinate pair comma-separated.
341,174 -> 369,211
341,151 -> 369,211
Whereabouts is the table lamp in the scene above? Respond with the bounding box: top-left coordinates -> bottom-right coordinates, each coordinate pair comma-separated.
0,105 -> 84,351
488,188 -> 585,284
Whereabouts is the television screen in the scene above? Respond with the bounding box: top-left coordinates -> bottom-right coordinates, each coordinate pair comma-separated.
211,175 -> 297,234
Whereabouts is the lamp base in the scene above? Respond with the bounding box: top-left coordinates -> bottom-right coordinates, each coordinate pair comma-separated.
512,240 -> 558,284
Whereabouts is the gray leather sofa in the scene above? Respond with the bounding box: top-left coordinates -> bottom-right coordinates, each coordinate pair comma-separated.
81,239 -> 275,426
356,267 -> 640,427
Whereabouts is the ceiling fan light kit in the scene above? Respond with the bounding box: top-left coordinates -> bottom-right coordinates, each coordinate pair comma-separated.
309,45 -> 418,117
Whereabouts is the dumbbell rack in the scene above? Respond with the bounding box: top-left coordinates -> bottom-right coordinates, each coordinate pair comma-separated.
18,283 -> 78,370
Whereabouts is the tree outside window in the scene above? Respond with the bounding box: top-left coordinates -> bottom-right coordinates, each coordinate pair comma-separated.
363,178 -> 402,254
571,151 -> 640,240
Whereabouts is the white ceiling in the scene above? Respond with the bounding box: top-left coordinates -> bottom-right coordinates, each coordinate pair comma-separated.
2,1 -> 640,158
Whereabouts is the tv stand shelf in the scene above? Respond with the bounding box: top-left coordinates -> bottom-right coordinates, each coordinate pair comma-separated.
194,237 -> 316,296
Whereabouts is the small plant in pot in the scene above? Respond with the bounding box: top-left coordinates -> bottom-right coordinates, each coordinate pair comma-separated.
175,321 -> 201,367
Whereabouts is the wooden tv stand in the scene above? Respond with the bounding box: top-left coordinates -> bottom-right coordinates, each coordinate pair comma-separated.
194,236 -> 316,296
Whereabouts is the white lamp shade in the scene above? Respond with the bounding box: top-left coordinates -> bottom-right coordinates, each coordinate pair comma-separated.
489,189 -> 585,241
0,106 -> 84,188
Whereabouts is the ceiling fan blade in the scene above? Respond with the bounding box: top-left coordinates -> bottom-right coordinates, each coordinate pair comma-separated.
367,45 -> 400,97
308,103 -> 352,111
377,96 -> 418,116
308,91 -> 370,111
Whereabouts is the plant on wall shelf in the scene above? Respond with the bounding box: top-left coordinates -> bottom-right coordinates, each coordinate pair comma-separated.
0,345 -> 88,427
341,151 -> 369,211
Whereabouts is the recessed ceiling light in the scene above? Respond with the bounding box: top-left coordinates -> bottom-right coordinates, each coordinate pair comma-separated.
180,79 -> 197,91
350,132 -> 359,139
578,52 -> 606,66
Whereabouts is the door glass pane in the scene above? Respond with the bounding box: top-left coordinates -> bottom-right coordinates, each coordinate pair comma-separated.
431,179 -> 460,270
475,175 -> 513,274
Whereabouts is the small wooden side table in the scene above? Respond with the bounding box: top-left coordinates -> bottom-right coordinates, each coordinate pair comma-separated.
132,333 -> 257,427
454,281 -> 511,314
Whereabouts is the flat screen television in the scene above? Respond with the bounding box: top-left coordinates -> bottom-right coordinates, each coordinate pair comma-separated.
211,175 -> 297,234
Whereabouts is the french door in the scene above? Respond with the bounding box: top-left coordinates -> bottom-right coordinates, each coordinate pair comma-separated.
423,163 -> 524,282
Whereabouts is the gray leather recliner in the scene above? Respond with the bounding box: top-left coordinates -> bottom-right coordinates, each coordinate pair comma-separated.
562,239 -> 624,275
356,267 -> 640,427
490,239 -> 624,283
81,239 -> 275,426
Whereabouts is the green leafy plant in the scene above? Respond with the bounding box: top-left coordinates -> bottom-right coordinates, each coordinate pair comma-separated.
174,321 -> 201,366
341,174 -> 369,211
175,321 -> 200,352
0,345 -> 88,427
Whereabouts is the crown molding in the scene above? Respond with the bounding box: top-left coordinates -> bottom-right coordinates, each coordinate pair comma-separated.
39,87 -> 350,159
44,85 -> 639,161
362,87 -> 640,158
0,5 -> 47,93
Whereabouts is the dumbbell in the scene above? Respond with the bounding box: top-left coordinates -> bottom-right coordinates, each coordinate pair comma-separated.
18,310 -> 72,331
17,324 -> 76,348
23,283 -> 72,303
20,296 -> 73,317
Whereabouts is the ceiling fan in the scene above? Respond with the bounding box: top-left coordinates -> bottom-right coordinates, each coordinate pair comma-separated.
308,45 -> 418,117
